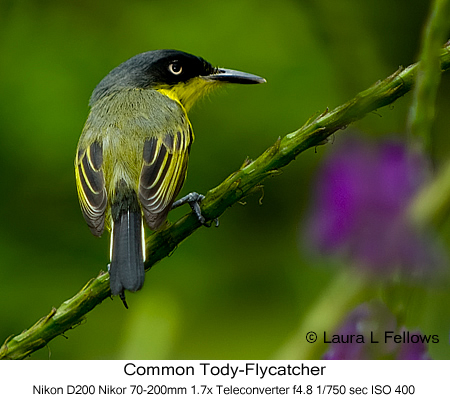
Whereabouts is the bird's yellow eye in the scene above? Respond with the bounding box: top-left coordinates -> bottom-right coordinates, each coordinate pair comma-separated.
169,62 -> 183,75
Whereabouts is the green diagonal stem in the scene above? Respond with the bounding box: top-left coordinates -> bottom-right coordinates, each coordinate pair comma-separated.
1,44 -> 450,360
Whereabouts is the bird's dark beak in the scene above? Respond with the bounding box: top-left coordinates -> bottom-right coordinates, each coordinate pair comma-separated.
203,68 -> 266,84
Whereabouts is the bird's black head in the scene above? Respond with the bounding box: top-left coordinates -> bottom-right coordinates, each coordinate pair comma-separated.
90,50 -> 215,104
90,49 -> 265,110
140,49 -> 217,86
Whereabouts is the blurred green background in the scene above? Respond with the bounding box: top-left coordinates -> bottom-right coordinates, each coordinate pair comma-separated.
1,0 -> 450,359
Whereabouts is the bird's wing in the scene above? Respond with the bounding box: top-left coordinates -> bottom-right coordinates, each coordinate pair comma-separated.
139,126 -> 192,230
75,141 -> 108,236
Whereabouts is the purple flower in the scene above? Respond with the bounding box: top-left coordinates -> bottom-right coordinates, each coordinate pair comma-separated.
323,302 -> 431,360
395,328 -> 431,360
322,303 -> 376,360
305,136 -> 440,277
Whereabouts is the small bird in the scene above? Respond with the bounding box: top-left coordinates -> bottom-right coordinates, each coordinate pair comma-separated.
75,50 -> 265,307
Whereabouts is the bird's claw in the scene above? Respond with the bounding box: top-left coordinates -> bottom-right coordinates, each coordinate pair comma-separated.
171,192 -> 219,227
204,218 -> 220,228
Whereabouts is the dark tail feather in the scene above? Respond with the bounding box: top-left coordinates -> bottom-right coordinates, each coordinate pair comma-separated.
109,208 -> 145,299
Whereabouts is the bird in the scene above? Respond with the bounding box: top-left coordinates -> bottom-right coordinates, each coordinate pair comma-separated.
75,49 -> 266,307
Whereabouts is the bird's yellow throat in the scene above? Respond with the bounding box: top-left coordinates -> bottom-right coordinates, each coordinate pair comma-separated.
156,76 -> 222,112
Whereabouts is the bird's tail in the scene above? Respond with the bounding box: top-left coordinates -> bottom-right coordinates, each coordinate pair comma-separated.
109,187 -> 145,306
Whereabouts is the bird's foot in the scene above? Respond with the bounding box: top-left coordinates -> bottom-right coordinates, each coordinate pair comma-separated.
171,192 -> 219,227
